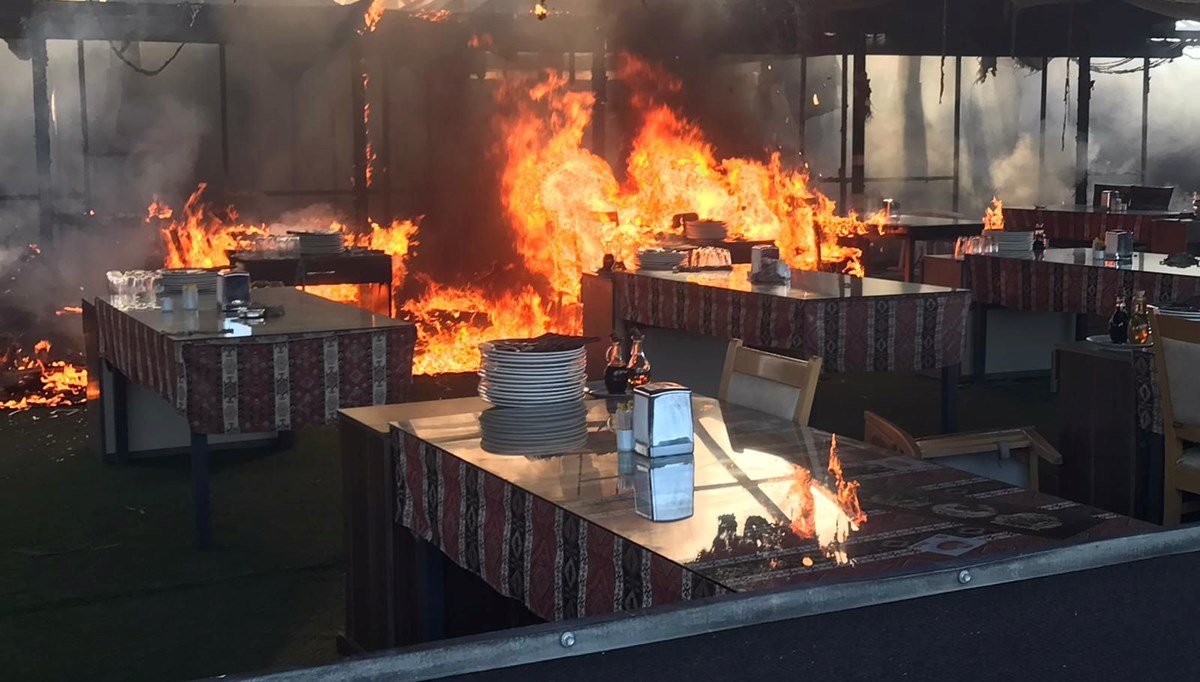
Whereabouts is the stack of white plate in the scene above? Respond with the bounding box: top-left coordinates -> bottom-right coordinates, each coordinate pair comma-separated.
158,268 -> 218,298
990,231 -> 1036,253
637,248 -> 687,271
685,219 -> 729,241
1152,304 -> 1200,321
295,231 -> 345,256
478,342 -> 587,407
479,402 -> 589,455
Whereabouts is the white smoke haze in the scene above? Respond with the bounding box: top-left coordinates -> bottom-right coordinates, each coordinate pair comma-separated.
989,133 -> 1073,207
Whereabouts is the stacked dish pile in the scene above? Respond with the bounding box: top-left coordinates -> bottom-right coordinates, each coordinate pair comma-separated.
477,340 -> 587,407
479,402 -> 589,456
684,219 -> 728,241
990,231 -> 1036,253
294,231 -> 346,256
637,248 -> 687,271
158,269 -> 218,299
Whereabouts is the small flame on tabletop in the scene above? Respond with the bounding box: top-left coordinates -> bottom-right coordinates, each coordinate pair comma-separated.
812,93 -> 820,107
415,9 -> 451,23
55,306 -> 83,317
1,341 -> 88,412
983,197 -> 1004,231
534,1 -> 548,20
468,33 -> 494,49
787,435 -> 867,565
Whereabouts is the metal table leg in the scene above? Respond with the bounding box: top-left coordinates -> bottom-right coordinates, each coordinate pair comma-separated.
971,303 -> 988,382
191,432 -> 212,549
902,238 -> 915,282
940,363 -> 960,434
111,364 -> 130,464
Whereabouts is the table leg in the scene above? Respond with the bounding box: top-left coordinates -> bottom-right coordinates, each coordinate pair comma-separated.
940,363 -> 960,434
903,238 -> 915,282
111,364 -> 130,464
191,432 -> 212,549
416,539 -> 447,641
971,303 -> 988,382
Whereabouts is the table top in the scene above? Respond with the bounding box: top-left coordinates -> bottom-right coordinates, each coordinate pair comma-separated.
106,287 -> 410,342
963,247 -> 1200,279
383,396 -> 1149,593
624,264 -> 963,300
1010,204 -> 1191,219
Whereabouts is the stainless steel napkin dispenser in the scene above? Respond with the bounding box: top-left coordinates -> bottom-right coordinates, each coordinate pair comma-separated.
1105,230 -> 1133,261
633,453 -> 695,522
633,381 -> 693,458
217,271 -> 251,307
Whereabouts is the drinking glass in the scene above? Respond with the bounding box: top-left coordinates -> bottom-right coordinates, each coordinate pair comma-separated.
106,270 -> 124,306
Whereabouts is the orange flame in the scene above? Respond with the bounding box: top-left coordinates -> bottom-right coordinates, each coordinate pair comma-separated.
1,341 -> 88,412
533,2 -> 548,20
151,55 -> 888,375
415,9 -> 451,23
468,33 -> 494,49
786,434 -> 867,564
361,0 -> 386,33
55,306 -> 83,317
983,197 -> 1004,231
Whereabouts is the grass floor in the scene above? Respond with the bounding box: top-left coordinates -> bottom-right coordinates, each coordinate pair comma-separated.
0,373 -> 1058,681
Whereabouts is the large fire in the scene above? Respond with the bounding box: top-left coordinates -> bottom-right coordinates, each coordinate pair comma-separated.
149,55 -> 887,374
983,197 -> 1004,231
1,341 -> 88,411
787,435 -> 867,565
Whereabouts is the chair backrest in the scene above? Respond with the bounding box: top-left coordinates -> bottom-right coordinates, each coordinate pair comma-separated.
862,410 -> 922,458
1150,312 -> 1200,442
717,339 -> 821,425
1092,184 -> 1174,211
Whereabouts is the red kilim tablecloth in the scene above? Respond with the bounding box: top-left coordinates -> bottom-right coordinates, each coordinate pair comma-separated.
1005,208 -> 1187,253
97,299 -> 415,434
965,254 -> 1200,315
393,430 -> 726,621
612,272 -> 970,372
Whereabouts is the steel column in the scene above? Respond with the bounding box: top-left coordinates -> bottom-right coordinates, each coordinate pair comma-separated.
350,43 -> 369,230
952,56 -> 962,213
850,37 -> 867,212
1074,56 -> 1091,206
1038,58 -> 1048,202
839,54 -> 849,209
1140,56 -> 1150,184
591,41 -> 607,159
798,55 -> 807,159
32,35 -> 53,241
77,40 -> 91,209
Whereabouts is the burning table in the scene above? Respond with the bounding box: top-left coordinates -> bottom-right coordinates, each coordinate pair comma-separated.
338,396 -> 1149,652
87,287 -> 416,548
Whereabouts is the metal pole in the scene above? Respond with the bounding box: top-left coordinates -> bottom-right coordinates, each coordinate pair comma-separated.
850,37 -> 867,212
1038,58 -> 1048,202
218,44 -> 230,178
591,40 -> 607,159
380,50 -> 393,219
798,55 -> 808,159
952,56 -> 962,213
568,52 -> 576,85
350,43 -> 369,229
1140,56 -> 1150,185
32,35 -> 53,241
1075,56 -> 1091,206
839,53 -> 848,209
76,41 -> 91,210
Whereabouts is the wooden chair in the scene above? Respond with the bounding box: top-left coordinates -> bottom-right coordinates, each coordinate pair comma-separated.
863,411 -> 1063,491
1149,311 -> 1200,526
718,339 -> 822,425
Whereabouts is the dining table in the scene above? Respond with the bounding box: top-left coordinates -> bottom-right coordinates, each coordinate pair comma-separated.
86,286 -> 416,548
1004,205 -> 1193,254
338,394 -> 1153,653
604,266 -> 971,431
882,214 -> 985,282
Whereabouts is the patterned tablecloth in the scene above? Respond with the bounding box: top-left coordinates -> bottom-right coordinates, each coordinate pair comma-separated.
965,252 -> 1200,315
97,295 -> 416,434
612,270 -> 970,372
390,398 -> 1153,623
1005,207 -> 1188,254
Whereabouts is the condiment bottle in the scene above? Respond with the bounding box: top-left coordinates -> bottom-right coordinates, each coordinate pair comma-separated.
1108,295 -> 1129,344
603,333 -> 630,394
1128,290 -> 1152,345
626,328 -> 652,388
